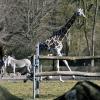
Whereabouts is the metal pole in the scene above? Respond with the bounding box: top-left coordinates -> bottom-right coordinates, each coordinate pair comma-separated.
35,42 -> 40,97
33,55 -> 36,99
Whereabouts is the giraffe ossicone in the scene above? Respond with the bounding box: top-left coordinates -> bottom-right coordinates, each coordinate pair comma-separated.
77,8 -> 86,18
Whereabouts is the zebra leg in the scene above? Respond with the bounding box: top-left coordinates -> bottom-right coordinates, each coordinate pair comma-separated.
1,67 -> 4,78
13,64 -> 16,77
27,65 -> 31,73
1,65 -> 6,78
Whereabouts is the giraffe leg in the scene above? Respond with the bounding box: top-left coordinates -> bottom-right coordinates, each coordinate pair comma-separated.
57,50 -> 75,79
57,60 -> 64,82
62,60 -> 75,79
57,60 -> 60,72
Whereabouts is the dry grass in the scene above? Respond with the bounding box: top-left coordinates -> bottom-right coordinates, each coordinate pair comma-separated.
0,80 -> 100,100
0,80 -> 33,100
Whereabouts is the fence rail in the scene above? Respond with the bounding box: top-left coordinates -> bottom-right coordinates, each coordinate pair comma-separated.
36,71 -> 100,77
39,55 -> 100,60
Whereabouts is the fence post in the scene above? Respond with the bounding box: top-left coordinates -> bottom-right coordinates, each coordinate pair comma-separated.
40,64 -> 43,81
35,42 -> 40,97
33,55 -> 36,99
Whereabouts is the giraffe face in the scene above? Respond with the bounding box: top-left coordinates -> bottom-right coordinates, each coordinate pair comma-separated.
77,8 -> 86,18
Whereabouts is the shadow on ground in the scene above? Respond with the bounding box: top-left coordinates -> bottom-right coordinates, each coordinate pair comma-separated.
0,86 -> 23,100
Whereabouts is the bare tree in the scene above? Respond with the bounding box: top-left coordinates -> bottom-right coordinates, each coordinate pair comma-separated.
91,0 -> 98,67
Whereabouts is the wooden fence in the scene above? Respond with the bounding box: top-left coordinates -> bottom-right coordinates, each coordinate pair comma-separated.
33,43 -> 100,99
36,71 -> 100,77
39,55 -> 100,60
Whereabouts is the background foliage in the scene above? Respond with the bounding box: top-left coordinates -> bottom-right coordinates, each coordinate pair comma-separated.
0,0 -> 99,58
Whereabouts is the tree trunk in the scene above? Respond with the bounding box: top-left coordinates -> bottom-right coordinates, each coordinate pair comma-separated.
91,0 -> 98,67
81,0 -> 91,55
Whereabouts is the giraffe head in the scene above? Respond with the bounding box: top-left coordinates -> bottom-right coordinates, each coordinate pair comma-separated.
76,8 -> 86,18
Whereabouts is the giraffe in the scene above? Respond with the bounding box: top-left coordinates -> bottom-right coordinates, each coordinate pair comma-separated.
39,8 -> 86,82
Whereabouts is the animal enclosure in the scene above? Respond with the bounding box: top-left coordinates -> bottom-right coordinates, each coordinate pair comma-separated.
32,43 -> 100,99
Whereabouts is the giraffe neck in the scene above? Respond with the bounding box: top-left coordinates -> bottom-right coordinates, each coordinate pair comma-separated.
65,12 -> 77,29
41,12 -> 78,53
53,12 -> 78,40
